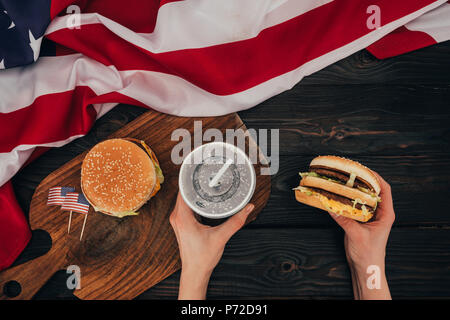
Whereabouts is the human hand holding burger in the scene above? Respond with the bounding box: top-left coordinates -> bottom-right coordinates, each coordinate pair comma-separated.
295,156 -> 395,300
169,193 -> 254,300
329,171 -> 394,300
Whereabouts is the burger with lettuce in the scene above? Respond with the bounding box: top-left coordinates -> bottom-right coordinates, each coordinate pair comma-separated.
294,156 -> 381,222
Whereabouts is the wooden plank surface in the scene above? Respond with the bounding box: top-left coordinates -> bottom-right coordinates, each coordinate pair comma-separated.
23,228 -> 450,299
10,40 -> 450,299
140,228 -> 450,299
240,85 -> 450,156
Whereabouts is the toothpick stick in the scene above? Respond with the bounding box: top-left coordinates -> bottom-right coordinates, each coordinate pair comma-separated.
80,214 -> 88,241
67,211 -> 73,234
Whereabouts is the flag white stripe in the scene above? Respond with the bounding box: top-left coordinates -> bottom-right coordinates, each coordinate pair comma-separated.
0,54 -> 121,113
405,2 -> 450,42
45,0 -> 333,53
0,134 -> 84,188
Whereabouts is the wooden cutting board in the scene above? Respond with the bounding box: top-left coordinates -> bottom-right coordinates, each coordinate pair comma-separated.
0,110 -> 271,300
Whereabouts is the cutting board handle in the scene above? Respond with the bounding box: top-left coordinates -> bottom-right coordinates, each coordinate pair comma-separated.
0,244 -> 64,300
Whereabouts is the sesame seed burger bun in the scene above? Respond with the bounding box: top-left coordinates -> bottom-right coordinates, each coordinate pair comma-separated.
310,156 -> 380,194
81,138 -> 162,218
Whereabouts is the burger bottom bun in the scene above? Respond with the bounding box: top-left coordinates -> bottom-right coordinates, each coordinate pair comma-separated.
295,189 -> 373,223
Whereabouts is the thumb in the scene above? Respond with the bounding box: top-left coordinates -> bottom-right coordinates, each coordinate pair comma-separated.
217,203 -> 254,242
328,212 -> 360,237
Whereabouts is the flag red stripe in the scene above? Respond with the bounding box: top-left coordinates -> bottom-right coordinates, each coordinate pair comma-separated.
0,182 -> 31,270
62,205 -> 89,212
367,26 -> 438,59
63,204 -> 89,208
1,87 -> 150,153
46,0 -> 438,96
0,86 -> 98,153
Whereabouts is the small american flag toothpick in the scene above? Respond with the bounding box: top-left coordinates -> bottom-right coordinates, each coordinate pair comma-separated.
48,186 -> 76,234
62,192 -> 90,240
47,186 -> 75,206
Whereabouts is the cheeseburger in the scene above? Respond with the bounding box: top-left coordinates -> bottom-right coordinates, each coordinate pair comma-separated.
294,156 -> 381,222
81,138 -> 163,218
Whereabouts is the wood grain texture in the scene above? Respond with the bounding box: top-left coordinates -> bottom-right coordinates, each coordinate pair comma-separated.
239,85 -> 450,156
138,228 -> 450,299
1,110 -> 271,300
299,44 -> 450,85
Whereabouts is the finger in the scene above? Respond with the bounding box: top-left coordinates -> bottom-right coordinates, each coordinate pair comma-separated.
173,192 -> 198,227
371,171 -> 395,225
217,203 -> 254,242
169,203 -> 181,240
328,211 -> 360,237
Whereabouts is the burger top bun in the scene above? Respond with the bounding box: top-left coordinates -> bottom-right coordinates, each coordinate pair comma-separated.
81,138 -> 157,217
310,156 -> 381,195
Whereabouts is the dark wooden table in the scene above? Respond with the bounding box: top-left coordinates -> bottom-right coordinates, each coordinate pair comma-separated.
11,41 -> 450,299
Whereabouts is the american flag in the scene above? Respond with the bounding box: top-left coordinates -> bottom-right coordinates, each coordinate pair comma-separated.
0,0 -> 449,271
61,192 -> 90,214
47,186 -> 75,206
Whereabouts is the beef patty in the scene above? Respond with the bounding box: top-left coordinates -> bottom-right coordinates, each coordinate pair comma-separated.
308,187 -> 374,211
310,166 -> 374,192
